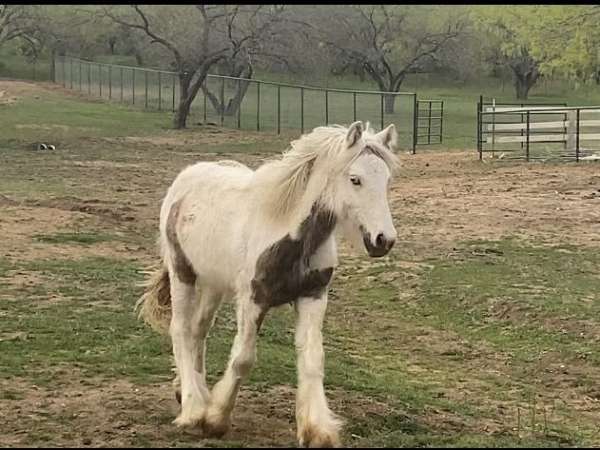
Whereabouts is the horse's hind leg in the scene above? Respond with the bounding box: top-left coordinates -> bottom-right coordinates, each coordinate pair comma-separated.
170,275 -> 220,427
173,288 -> 223,405
203,292 -> 266,437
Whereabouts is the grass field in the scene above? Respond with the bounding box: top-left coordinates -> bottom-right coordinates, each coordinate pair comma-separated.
6,49 -> 600,152
1,79 -> 600,447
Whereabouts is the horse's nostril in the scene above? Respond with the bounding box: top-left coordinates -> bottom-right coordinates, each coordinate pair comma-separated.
376,233 -> 385,248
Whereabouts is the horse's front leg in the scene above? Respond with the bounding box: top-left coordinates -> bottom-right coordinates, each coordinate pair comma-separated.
203,293 -> 266,437
295,292 -> 342,448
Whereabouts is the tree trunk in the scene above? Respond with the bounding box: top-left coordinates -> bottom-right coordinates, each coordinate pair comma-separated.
384,94 -> 396,114
514,73 -> 537,100
134,50 -> 144,67
174,75 -> 193,129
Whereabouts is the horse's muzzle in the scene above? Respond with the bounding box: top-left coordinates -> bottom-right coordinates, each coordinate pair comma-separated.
362,230 -> 395,257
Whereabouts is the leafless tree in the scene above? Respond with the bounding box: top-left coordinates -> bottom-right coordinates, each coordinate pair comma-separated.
104,5 -> 291,128
315,5 -> 465,113
201,5 -> 289,118
0,5 -> 35,49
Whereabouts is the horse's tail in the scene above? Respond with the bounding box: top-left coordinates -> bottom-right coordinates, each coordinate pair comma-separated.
135,265 -> 172,335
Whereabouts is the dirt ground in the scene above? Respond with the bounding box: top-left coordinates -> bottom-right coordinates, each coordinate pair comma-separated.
1,79 -> 600,447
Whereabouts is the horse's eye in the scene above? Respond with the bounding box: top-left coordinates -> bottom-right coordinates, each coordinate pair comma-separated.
350,176 -> 361,186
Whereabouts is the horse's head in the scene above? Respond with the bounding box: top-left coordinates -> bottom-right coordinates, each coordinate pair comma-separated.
334,121 -> 398,258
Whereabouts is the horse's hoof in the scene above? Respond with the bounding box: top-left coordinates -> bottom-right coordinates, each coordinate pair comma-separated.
298,424 -> 341,448
201,409 -> 231,438
173,411 -> 205,428
175,390 -> 181,405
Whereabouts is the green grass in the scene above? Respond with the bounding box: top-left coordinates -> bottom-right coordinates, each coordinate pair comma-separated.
1,80 -> 599,446
33,231 -> 120,245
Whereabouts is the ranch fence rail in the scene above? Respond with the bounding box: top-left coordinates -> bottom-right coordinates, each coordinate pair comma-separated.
52,55 -> 444,153
477,95 -> 600,161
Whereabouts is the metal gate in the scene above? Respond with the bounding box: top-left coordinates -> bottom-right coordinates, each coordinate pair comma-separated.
412,99 -> 443,152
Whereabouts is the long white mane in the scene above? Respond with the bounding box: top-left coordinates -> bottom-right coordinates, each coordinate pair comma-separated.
251,123 -> 399,218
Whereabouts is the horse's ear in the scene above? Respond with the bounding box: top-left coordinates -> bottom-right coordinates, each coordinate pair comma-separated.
375,124 -> 398,150
346,121 -> 364,148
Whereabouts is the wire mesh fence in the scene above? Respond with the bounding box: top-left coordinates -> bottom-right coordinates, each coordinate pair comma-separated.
53,55 -> 442,152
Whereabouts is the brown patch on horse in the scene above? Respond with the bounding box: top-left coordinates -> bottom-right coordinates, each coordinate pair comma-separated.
166,198 -> 197,285
251,202 -> 336,308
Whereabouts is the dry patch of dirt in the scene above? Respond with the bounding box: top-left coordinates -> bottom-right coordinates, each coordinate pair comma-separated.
392,151 -> 600,256
0,80 -> 43,105
0,203 -> 149,265
0,376 -> 406,448
101,126 -> 284,149
15,124 -> 99,133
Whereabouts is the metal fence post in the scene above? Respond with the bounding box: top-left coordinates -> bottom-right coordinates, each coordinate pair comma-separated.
50,51 -> 56,83
256,82 -> 261,131
477,95 -> 483,160
132,68 -> 135,105
439,101 -> 444,143
428,100 -> 432,145
172,74 -> 176,113
325,89 -> 329,125
526,110 -> 530,162
380,94 -> 384,130
144,70 -> 148,109
353,92 -> 357,122
70,58 -> 73,89
120,67 -> 124,102
220,77 -> 225,126
87,63 -> 91,95
576,108 -> 580,162
108,65 -> 112,100
412,93 -> 418,154
277,85 -> 281,134
99,64 -> 102,97
62,57 -> 65,87
79,61 -> 82,91
237,79 -> 241,129
203,79 -> 207,123
158,72 -> 162,111
300,87 -> 304,134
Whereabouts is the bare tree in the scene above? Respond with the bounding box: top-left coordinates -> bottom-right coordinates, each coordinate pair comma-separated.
315,5 -> 464,113
0,5 -> 35,49
104,5 -> 291,129
201,5 -> 289,118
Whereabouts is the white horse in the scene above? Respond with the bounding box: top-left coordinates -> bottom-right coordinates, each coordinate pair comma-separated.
136,121 -> 399,447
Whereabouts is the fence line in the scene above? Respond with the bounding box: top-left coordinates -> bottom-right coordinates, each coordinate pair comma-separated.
477,95 -> 600,161
53,55 -> 444,152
